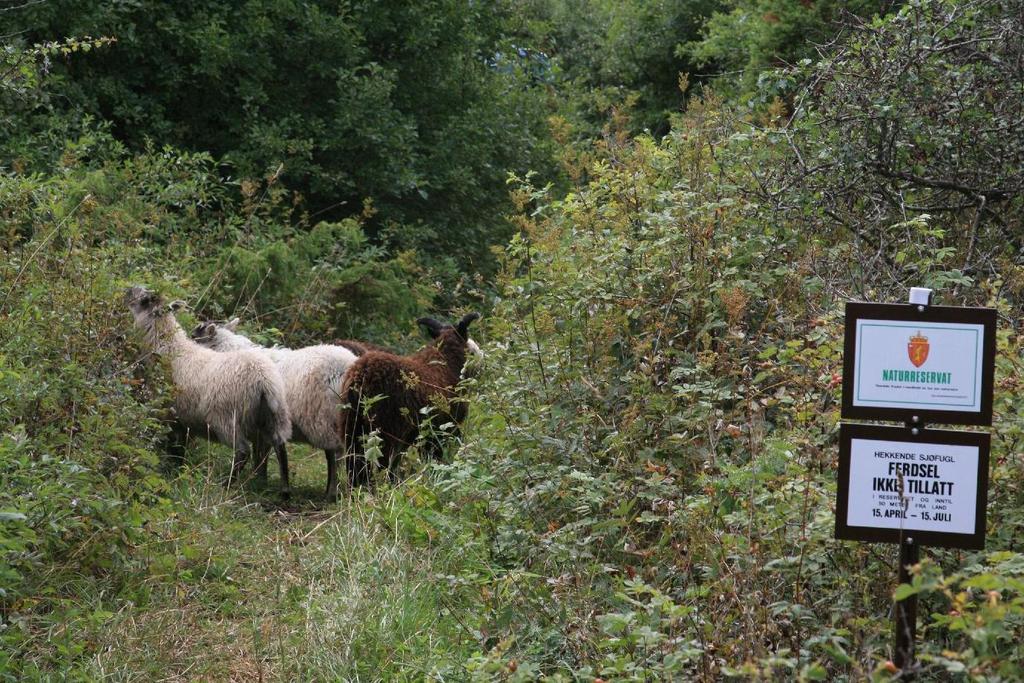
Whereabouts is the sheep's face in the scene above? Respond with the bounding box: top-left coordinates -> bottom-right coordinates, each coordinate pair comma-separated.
124,286 -> 188,353
124,285 -> 164,331
417,312 -> 483,374
191,322 -> 217,345
190,318 -> 241,350
462,337 -> 484,378
418,313 -> 481,343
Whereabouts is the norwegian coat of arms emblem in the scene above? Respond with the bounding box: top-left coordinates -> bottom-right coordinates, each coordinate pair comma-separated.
908,331 -> 929,367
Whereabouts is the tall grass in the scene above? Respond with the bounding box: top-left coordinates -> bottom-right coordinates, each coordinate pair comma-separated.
83,448 -> 484,681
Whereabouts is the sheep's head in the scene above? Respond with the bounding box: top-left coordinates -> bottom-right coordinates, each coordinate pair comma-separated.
417,312 -> 483,374
124,285 -> 185,325
124,285 -> 187,351
124,285 -> 160,321
190,318 -> 241,350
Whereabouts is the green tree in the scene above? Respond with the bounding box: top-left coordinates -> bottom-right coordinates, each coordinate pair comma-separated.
785,0 -> 1024,293
685,0 -> 893,98
506,0 -> 723,135
7,1 -> 556,271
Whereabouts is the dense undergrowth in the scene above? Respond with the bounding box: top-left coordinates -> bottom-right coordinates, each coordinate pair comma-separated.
442,93 -> 1024,678
3,0 -> 1024,680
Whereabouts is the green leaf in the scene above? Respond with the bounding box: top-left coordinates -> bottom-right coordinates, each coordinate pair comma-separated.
802,663 -> 828,681
893,583 -> 919,601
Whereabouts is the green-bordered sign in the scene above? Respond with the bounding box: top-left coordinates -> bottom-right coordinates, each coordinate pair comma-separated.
842,303 -> 996,426
835,423 -> 990,549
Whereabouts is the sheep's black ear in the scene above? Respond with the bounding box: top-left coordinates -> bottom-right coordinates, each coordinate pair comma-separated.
456,312 -> 481,339
191,321 -> 215,340
168,300 -> 187,313
417,317 -> 446,339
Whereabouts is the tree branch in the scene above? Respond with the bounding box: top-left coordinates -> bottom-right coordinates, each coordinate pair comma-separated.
870,161 -> 1015,201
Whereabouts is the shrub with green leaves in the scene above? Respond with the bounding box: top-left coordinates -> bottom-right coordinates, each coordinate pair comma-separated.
0,232 -> 173,677
685,0 -> 884,100
504,0 -> 722,135
439,42 -> 1024,675
6,0 -> 558,273
784,0 -> 1024,301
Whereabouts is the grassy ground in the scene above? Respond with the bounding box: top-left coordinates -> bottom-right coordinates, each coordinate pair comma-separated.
80,443 -> 482,682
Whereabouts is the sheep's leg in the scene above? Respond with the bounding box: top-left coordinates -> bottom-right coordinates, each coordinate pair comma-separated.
215,426 -> 251,489
228,444 -> 250,488
275,442 -> 290,500
425,435 -> 445,462
324,449 -> 340,502
384,439 -> 403,484
246,428 -> 269,487
342,395 -> 371,488
166,422 -> 189,469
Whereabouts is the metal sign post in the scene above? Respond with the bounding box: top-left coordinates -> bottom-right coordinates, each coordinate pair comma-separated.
836,288 -> 996,680
894,537 -> 919,674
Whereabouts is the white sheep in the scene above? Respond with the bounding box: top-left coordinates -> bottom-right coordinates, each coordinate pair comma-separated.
124,286 -> 293,496
190,318 -> 358,502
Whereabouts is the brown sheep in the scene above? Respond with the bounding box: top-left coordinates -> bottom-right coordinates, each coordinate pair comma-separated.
339,313 -> 481,485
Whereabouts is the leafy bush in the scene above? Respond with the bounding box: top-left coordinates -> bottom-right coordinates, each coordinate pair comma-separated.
203,217 -> 434,344
505,0 -> 722,135
439,34 -> 1024,672
785,0 -> 1024,299
685,0 -> 884,99
0,231 -> 172,678
7,0 -> 558,272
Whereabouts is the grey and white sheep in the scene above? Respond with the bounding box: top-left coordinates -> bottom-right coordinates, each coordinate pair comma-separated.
191,319 -> 358,502
339,313 -> 482,485
124,286 -> 292,496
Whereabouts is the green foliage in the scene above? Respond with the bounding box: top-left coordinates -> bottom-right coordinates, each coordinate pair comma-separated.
506,0 -> 722,135
888,553 -> 1024,680
205,217 -> 433,344
7,0 -> 558,272
0,225 -> 172,678
0,37 -> 120,172
785,0 -> 1024,299
685,0 -> 886,99
436,20 -> 1024,670
443,98 -> 871,676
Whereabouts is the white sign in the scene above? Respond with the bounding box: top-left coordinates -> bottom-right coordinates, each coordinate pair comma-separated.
846,437 -> 980,536
852,319 -> 985,412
